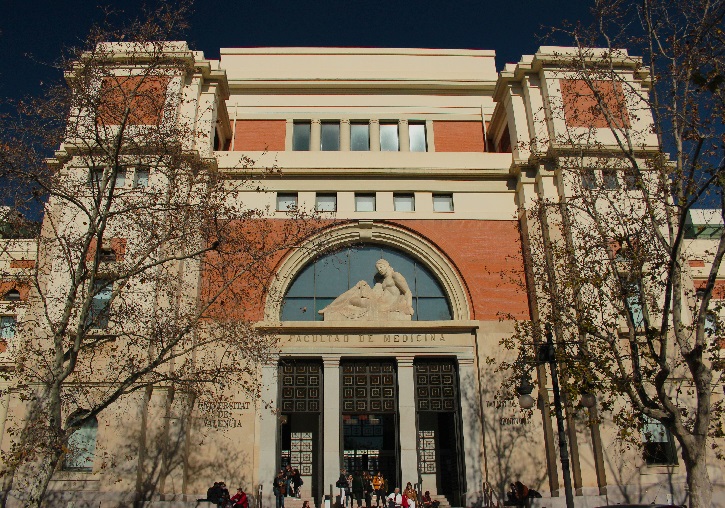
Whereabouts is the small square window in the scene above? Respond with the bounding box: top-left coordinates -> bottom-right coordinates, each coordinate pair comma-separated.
277,193 -> 298,211
581,169 -> 597,190
351,123 -> 370,151
394,194 -> 415,212
380,123 -> 399,152
355,194 -> 376,212
134,167 -> 150,188
293,122 -> 311,151
0,316 -> 16,341
624,169 -> 639,190
320,122 -> 340,151
409,123 -> 427,152
602,169 -> 620,190
432,194 -> 454,212
316,194 -> 337,212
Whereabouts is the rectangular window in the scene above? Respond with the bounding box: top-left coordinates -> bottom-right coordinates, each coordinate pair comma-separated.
315,193 -> 337,212
409,123 -> 427,152
380,123 -> 399,152
394,194 -> 415,212
277,193 -> 298,211
351,123 -> 370,151
134,167 -> 149,188
320,122 -> 340,151
624,169 -> 638,190
293,122 -> 311,151
432,194 -> 454,212
582,169 -> 597,190
602,169 -> 620,190
355,194 -> 376,212
88,280 -> 112,329
88,167 -> 125,188
0,316 -> 16,341
624,281 -> 645,331
643,417 -> 678,465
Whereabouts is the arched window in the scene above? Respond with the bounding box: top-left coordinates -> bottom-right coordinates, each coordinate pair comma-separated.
281,245 -> 451,321
63,414 -> 98,471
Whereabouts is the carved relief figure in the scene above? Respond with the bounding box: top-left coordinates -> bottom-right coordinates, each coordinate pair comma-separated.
318,259 -> 414,321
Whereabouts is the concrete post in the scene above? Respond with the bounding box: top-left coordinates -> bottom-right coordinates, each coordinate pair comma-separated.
323,356 -> 341,496
397,357 -> 418,487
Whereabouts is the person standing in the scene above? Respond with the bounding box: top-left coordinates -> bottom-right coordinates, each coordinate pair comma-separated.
362,471 -> 373,508
352,471 -> 364,508
291,468 -> 303,498
403,483 -> 417,508
336,468 -> 349,508
273,470 -> 287,508
371,472 -> 385,507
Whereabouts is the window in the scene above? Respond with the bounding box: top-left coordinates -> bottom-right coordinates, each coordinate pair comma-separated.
624,169 -> 639,191
355,194 -> 376,212
624,281 -> 645,331
293,122 -> 311,151
3,290 -> 20,302
134,167 -> 149,188
88,280 -> 112,329
89,167 -> 125,188
0,316 -> 16,341
705,311 -> 719,338
602,169 -> 620,190
380,123 -> 399,151
277,193 -> 298,212
432,194 -> 454,212
642,417 -> 677,465
281,244 -> 452,321
409,123 -> 427,152
351,123 -> 370,151
581,169 -> 597,190
394,194 -> 415,212
320,122 -> 340,151
316,194 -> 337,212
98,241 -> 116,262
63,415 -> 98,471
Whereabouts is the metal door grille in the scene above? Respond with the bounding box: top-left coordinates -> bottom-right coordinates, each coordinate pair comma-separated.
415,360 -> 457,411
341,361 -> 397,413
280,362 -> 322,412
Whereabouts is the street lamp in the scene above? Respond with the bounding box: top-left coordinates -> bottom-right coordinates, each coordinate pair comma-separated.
516,325 -> 578,508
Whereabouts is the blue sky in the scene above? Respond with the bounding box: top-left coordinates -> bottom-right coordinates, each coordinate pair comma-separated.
0,0 -> 593,102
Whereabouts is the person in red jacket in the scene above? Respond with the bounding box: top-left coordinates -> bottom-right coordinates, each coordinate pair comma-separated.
231,487 -> 249,508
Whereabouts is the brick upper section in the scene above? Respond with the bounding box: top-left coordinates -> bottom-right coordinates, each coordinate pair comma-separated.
233,120 -> 286,151
97,76 -> 169,126
433,121 -> 486,152
560,79 -> 630,129
200,219 -> 530,322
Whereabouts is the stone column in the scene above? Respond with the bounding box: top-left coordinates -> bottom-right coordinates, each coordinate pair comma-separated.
399,120 -> 410,152
310,119 -> 321,151
458,357 -> 484,506
323,355 -> 341,496
369,120 -> 381,151
258,363 -> 279,508
340,119 -> 351,151
397,356 -> 418,486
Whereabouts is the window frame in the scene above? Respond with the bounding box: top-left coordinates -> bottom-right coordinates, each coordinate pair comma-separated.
315,193 -> 337,212
133,166 -> 150,188
393,193 -> 415,212
276,193 -> 299,212
602,169 -> 620,190
292,121 -> 311,151
380,122 -> 400,152
355,193 -> 376,212
408,122 -> 427,152
642,416 -> 678,466
350,122 -> 370,151
320,121 -> 340,151
0,316 -> 16,341
63,414 -> 99,472
581,169 -> 598,190
87,279 -> 113,330
432,194 -> 454,213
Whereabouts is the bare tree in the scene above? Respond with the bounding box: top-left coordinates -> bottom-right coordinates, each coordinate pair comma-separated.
0,4 -> 322,507
502,2 -> 725,507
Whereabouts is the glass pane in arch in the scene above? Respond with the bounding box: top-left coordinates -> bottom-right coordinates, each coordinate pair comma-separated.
281,245 -> 452,321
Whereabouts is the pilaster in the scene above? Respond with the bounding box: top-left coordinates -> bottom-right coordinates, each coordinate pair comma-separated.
323,355 -> 341,494
340,119 -> 351,151
397,356 -> 417,486
370,120 -> 381,151
310,119 -> 321,151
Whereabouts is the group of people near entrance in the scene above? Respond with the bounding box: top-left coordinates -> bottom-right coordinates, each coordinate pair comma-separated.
335,469 -> 439,508
273,465 -> 305,508
205,482 -> 249,508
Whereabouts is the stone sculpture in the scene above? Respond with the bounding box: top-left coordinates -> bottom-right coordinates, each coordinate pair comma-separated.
318,259 -> 414,321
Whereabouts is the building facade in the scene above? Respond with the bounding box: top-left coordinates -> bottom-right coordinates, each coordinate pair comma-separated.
0,45 -> 723,507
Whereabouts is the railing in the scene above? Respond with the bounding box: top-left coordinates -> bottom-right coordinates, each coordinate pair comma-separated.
257,483 -> 263,508
482,481 -> 501,508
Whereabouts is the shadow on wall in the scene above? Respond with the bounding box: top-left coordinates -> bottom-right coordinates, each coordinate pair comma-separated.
5,392 -> 254,508
472,362 -> 547,501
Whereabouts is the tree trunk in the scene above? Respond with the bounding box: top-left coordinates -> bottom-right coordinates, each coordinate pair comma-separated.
685,444 -> 712,508
24,447 -> 63,508
0,462 -> 17,508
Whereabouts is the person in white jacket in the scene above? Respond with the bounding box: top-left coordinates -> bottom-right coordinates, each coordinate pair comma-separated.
386,488 -> 402,508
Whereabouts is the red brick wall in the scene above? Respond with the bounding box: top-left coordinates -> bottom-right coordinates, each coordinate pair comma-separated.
200,219 -> 530,322
560,79 -> 630,129
9,260 -> 35,269
97,76 -> 169,125
433,121 -> 486,152
232,120 -> 286,151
